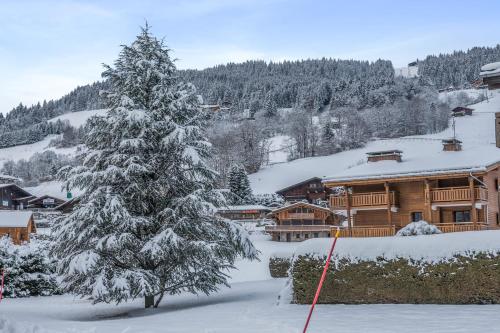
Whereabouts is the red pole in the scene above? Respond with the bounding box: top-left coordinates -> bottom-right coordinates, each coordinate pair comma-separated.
302,228 -> 340,333
0,269 -> 4,302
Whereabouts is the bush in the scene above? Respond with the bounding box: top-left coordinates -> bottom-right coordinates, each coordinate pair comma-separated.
292,253 -> 500,304
396,220 -> 442,236
0,237 -> 61,298
269,257 -> 291,278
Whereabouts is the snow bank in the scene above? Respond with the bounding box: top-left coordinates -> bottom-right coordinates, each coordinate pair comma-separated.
293,230 -> 500,263
396,221 -> 441,236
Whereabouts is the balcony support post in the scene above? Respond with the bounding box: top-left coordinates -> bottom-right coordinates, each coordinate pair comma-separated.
384,182 -> 392,227
469,177 -> 478,225
424,179 -> 433,223
344,186 -> 352,237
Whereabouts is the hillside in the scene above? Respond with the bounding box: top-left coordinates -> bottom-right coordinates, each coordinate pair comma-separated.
249,89 -> 500,194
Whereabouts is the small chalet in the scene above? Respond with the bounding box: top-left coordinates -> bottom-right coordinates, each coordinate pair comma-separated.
480,61 -> 500,90
0,174 -> 20,185
217,205 -> 272,222
27,195 -> 66,210
0,184 -> 34,210
452,106 -> 473,117
265,202 -> 341,242
0,211 -> 36,244
276,177 -> 330,203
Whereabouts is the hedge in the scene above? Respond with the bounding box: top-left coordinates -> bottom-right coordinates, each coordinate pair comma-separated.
269,257 -> 292,278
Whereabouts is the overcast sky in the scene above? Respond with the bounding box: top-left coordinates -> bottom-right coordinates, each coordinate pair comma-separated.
1,0 -> 499,114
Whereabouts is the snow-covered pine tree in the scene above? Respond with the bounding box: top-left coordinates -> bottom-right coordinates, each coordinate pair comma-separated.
51,25 -> 257,308
228,164 -> 253,205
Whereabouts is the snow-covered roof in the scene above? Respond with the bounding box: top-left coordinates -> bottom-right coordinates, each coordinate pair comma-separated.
0,174 -> 21,181
218,205 -> 271,212
0,211 -> 33,228
480,61 -> 500,78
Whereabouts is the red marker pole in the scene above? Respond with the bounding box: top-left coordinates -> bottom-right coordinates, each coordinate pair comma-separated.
302,227 -> 341,333
0,269 -> 4,302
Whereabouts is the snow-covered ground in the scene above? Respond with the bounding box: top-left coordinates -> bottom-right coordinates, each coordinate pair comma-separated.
267,135 -> 291,165
250,89 -> 500,194
2,232 -> 500,332
48,109 -> 107,128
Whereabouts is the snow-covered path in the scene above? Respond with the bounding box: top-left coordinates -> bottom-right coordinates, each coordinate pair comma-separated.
2,279 -> 500,333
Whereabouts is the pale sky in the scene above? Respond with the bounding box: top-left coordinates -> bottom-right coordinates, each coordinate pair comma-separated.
1,0 -> 499,114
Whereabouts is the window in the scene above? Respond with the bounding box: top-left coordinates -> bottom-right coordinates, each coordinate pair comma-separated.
495,178 -> 499,192
296,233 -> 300,239
454,210 -> 471,223
313,233 -> 319,238
411,212 -> 423,222
304,234 -> 309,239
497,213 -> 499,226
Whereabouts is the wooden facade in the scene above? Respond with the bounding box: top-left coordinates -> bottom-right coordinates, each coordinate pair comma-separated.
276,177 -> 330,203
0,211 -> 36,244
326,168 -> 498,237
0,184 -> 34,210
265,202 -> 341,242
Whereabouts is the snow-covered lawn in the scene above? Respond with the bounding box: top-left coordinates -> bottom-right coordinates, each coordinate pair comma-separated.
2,233 -> 500,333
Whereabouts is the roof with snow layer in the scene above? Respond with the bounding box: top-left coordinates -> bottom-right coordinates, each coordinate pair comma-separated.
0,211 -> 34,228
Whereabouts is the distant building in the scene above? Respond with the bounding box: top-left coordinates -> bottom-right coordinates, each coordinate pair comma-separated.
265,202 -> 342,242
217,205 -> 272,222
276,177 -> 330,203
54,197 -> 80,214
394,61 -> 418,78
27,195 -> 66,210
0,184 -> 34,210
0,174 -> 21,185
0,211 -> 36,244
452,106 -> 473,117
480,61 -> 500,90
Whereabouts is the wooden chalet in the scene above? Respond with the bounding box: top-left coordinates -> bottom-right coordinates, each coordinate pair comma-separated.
480,61 -> 500,90
54,197 -> 80,214
27,195 -> 66,210
276,177 -> 330,203
324,136 -> 500,237
0,211 -> 36,244
217,205 -> 272,222
452,106 -> 473,117
265,202 -> 341,242
0,184 -> 34,210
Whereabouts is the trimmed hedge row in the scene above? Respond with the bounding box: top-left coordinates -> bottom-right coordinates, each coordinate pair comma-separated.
292,254 -> 500,304
269,257 -> 292,278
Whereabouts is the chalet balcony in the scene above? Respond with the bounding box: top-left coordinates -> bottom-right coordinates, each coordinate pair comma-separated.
435,222 -> 488,233
429,186 -> 488,203
330,191 -> 397,209
265,225 -> 332,232
285,212 -> 316,219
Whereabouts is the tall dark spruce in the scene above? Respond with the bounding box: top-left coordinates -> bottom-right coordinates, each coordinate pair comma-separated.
52,25 -> 257,308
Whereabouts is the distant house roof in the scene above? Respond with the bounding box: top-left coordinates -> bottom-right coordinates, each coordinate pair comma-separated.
268,202 -> 333,216
0,211 -> 33,228
0,184 -> 34,198
54,197 -> 80,211
0,174 -> 21,182
366,150 -> 403,156
276,177 -> 323,195
28,195 -> 65,205
480,62 -> 500,78
218,205 -> 271,212
452,106 -> 473,113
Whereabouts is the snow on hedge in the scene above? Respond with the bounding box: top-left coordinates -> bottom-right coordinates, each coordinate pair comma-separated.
396,221 -> 442,236
292,230 -> 500,263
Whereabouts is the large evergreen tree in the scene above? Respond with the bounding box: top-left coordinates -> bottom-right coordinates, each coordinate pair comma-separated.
51,25 -> 257,308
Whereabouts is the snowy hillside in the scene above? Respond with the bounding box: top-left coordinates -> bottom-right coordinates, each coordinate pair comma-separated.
249,89 -> 500,194
0,109 -> 106,168
48,109 -> 107,128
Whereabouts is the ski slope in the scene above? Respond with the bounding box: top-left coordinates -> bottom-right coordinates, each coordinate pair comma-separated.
249,90 -> 500,194
48,109 -> 107,128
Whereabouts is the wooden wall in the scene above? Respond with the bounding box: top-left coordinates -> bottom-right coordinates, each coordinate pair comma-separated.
484,167 -> 500,227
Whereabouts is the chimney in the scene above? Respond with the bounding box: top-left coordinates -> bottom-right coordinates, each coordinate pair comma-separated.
442,138 -> 462,151
496,112 -> 500,148
367,150 -> 402,163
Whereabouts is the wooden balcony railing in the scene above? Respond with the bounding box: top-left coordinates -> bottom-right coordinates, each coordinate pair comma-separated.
435,222 -> 488,233
429,186 -> 488,202
330,191 -> 396,209
338,225 -> 396,238
265,225 -> 331,232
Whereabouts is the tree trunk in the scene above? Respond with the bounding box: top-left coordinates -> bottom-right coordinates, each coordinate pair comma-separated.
145,295 -> 154,308
153,290 -> 165,308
